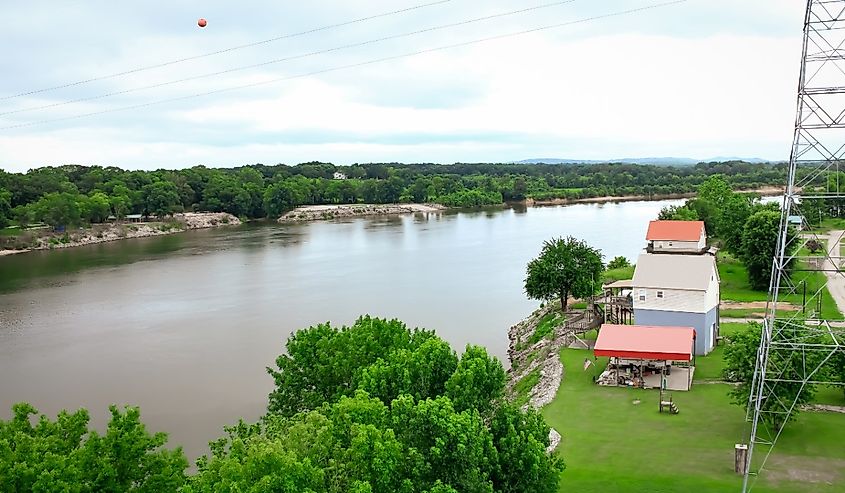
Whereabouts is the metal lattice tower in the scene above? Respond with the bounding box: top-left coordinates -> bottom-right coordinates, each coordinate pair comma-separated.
743,1 -> 845,491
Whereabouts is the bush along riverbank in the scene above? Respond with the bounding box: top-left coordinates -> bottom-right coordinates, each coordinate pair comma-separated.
0,212 -> 239,255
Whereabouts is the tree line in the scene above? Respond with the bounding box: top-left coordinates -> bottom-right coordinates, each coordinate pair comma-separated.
0,161 -> 793,229
1,317 -> 563,493
658,175 -> 787,290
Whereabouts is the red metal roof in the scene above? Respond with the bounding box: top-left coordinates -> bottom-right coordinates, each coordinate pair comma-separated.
646,220 -> 705,241
594,324 -> 695,361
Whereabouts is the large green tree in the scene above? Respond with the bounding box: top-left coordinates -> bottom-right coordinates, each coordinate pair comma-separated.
740,210 -> 794,291
82,191 -> 112,223
0,187 -> 11,228
260,317 -> 563,493
142,181 -> 182,218
723,322 -> 824,429
524,236 -> 604,311
29,192 -> 82,228
445,345 -> 506,415
267,317 -> 433,416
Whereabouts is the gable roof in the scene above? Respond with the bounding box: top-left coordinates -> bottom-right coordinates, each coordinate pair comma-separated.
646,220 -> 705,241
632,253 -> 717,291
594,324 -> 695,361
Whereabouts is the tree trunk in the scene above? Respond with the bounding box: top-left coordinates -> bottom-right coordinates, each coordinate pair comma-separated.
559,290 -> 568,311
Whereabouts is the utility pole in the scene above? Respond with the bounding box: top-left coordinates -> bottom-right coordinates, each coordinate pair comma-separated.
743,1 -> 845,491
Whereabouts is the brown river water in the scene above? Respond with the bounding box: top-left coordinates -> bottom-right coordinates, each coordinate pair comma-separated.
0,199 -> 681,460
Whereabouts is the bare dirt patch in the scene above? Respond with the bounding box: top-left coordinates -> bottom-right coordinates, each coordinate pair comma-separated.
763,455 -> 845,485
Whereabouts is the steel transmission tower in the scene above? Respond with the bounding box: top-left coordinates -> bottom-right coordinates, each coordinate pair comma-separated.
743,1 -> 845,491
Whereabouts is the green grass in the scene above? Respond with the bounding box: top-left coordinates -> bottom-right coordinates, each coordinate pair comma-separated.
692,346 -> 727,381
806,217 -> 845,233
513,368 -> 541,408
0,227 -> 21,237
720,308 -> 796,319
602,265 -> 634,284
813,385 -> 845,406
529,311 -> 565,344
718,253 -> 842,320
718,253 -> 768,302
543,348 -> 845,493
720,322 -> 751,337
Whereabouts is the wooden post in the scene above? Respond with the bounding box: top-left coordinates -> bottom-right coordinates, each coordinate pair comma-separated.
735,444 -> 748,475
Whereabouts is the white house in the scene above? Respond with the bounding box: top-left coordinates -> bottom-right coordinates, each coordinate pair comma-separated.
333,171 -> 348,180
646,220 -> 706,254
631,253 -> 720,355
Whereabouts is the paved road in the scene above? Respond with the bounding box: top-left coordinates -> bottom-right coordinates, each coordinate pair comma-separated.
824,230 -> 845,316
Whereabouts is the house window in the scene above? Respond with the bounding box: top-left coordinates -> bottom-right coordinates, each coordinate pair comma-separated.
638,289 -> 646,301
657,291 -> 664,299
668,242 -> 673,247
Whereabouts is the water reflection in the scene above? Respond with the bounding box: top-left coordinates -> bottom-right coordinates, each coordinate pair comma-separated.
0,199 -> 684,462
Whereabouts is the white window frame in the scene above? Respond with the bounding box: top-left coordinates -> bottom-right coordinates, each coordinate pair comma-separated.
657,291 -> 664,299
638,289 -> 646,302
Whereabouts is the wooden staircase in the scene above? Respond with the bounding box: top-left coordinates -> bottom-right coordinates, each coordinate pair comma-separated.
659,389 -> 680,414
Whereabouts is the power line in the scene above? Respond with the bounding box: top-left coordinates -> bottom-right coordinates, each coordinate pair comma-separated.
0,0 -> 452,102
0,0 -> 688,131
0,0 -> 578,117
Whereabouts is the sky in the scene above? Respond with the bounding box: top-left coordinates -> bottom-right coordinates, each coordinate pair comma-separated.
0,0 -> 806,172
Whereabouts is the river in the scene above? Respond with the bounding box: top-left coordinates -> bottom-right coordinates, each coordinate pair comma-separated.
0,199 -> 683,460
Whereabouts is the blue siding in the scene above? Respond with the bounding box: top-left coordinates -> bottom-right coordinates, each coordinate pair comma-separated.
634,307 -> 717,355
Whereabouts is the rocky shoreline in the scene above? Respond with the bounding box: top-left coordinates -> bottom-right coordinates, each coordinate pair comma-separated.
277,203 -> 446,222
0,212 -> 240,256
507,302 -> 575,453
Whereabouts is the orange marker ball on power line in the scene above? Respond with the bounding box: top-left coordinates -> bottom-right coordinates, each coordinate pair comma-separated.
198,18 -> 207,28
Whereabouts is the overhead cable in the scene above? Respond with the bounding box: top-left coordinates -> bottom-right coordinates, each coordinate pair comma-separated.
0,0 -> 578,117
0,0 -> 688,131
0,0 -> 452,101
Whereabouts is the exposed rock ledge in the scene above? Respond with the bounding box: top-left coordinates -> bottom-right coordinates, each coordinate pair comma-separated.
507,302 -> 574,453
1,212 -> 240,255
277,203 -> 446,222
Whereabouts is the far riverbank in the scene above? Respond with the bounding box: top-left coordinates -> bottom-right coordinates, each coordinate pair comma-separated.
0,212 -> 240,256
0,187 -> 785,256
524,186 -> 784,207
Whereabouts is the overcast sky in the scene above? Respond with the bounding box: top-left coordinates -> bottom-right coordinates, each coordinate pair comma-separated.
0,0 -> 805,171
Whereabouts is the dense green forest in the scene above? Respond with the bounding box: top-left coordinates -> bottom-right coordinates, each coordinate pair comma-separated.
0,161 -> 789,228
1,317 -> 562,493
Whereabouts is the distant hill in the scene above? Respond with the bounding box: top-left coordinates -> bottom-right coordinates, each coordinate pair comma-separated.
515,157 -> 776,166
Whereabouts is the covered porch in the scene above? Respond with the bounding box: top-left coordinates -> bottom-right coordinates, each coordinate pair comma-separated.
592,324 -> 696,391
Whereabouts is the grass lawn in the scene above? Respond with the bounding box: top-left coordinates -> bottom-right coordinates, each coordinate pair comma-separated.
603,265 -> 635,283
543,348 -> 845,493
718,253 -> 842,320
0,227 -> 21,237
806,217 -> 845,232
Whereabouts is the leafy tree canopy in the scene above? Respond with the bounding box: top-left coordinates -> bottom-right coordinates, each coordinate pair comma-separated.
524,236 -> 604,311
740,210 -> 794,291
0,403 -> 187,493
606,256 -> 631,270
722,322 -> 833,429
259,316 -> 561,493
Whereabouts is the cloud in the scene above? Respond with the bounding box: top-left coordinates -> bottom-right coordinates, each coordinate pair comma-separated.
0,0 -> 807,171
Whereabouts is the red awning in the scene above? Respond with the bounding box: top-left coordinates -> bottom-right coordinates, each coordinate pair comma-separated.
594,324 -> 695,361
